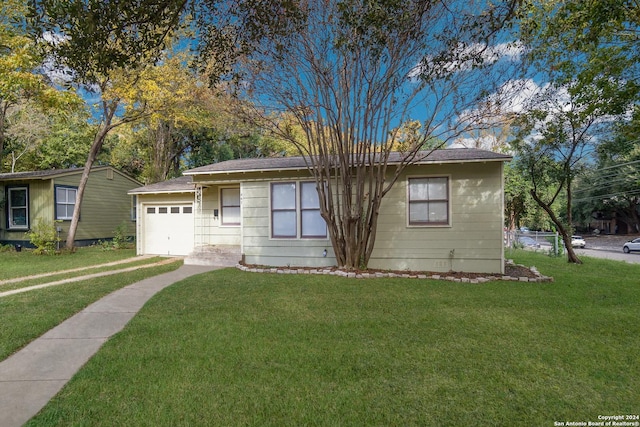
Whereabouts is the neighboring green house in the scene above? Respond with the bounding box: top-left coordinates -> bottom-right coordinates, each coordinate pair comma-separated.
130,148 -> 511,274
1,166 -> 141,247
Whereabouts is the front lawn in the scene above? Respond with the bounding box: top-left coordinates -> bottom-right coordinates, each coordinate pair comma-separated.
29,252 -> 640,426
0,246 -> 137,280
0,260 -> 182,361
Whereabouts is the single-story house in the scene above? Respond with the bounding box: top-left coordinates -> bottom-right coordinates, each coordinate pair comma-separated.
1,166 -> 141,247
129,148 -> 511,274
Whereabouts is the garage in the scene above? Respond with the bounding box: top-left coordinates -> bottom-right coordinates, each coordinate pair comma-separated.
143,204 -> 194,256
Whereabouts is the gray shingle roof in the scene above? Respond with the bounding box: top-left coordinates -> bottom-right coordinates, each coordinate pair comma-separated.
183,148 -> 511,175
0,167 -> 84,180
128,175 -> 195,195
129,148 -> 511,195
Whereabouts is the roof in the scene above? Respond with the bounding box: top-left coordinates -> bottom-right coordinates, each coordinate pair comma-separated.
0,166 -> 139,184
183,148 -> 511,176
128,175 -> 195,195
0,167 -> 85,181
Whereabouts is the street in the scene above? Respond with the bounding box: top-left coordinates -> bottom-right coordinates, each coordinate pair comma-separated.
575,234 -> 640,265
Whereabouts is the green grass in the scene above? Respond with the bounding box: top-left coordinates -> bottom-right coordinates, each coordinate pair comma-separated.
0,260 -> 182,361
0,256 -> 167,292
0,246 -> 137,280
28,252 -> 640,426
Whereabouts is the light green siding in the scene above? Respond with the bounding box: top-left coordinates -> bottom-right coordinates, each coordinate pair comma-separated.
198,184 -> 241,246
234,161 -> 505,273
1,167 -> 140,245
367,162 -> 504,273
53,168 -> 140,242
241,181 -> 334,268
0,180 -> 53,242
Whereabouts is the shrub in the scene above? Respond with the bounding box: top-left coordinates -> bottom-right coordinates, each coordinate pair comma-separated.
25,219 -> 61,255
100,221 -> 134,250
0,243 -> 15,252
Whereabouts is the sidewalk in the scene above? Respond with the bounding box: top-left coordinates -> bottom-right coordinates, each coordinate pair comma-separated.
0,264 -> 219,427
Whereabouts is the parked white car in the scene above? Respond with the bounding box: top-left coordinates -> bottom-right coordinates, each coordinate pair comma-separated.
571,235 -> 586,248
622,238 -> 640,253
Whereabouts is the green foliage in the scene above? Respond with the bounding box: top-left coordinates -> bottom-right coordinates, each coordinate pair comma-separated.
112,221 -> 133,248
24,218 -> 60,255
99,221 -> 134,250
519,0 -> 639,101
545,236 -> 563,258
29,0 -> 188,84
0,243 -> 16,252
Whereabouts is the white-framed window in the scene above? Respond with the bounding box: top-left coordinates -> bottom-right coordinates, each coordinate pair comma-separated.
271,182 -> 297,238
300,181 -> 326,238
221,187 -> 241,226
7,186 -> 29,229
408,177 -> 450,226
271,181 -> 327,239
55,186 -> 77,220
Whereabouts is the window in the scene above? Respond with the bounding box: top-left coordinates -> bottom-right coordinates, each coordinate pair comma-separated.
8,187 -> 28,229
300,182 -> 325,237
55,186 -> 77,220
221,188 -> 240,225
171,206 -> 180,214
131,196 -> 137,221
271,182 -> 297,237
408,177 -> 449,225
271,181 -> 326,239
147,207 -> 156,214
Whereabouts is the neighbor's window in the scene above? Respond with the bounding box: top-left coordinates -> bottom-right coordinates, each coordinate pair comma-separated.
408,177 -> 449,225
55,186 -> 77,220
221,188 -> 241,226
8,186 -> 29,229
271,181 -> 326,239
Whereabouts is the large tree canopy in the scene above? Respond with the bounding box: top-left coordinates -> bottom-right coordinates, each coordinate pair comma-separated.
1,0 -> 79,172
29,0 -> 189,249
509,0 -> 640,263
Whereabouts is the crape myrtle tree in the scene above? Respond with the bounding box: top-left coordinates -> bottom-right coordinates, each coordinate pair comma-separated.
29,0 -> 187,249
198,0 -> 520,269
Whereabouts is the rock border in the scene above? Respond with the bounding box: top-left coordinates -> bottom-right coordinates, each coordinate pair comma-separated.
236,259 -> 553,283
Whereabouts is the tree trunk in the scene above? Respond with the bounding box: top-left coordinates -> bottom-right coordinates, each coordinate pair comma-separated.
0,101 -> 9,173
65,103 -> 117,250
530,190 -> 582,264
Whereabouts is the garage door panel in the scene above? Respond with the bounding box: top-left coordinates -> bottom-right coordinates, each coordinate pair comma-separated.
144,204 -> 194,256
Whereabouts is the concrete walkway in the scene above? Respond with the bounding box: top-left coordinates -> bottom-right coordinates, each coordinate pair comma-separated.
0,264 -> 219,427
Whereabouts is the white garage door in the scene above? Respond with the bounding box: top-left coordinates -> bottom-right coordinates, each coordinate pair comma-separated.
144,204 -> 194,256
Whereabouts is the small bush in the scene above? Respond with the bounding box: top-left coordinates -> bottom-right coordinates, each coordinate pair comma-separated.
546,236 -> 564,257
24,219 -> 61,255
0,243 -> 15,252
100,222 -> 134,250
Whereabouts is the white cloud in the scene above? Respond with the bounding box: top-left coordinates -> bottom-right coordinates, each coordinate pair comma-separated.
410,40 -> 524,79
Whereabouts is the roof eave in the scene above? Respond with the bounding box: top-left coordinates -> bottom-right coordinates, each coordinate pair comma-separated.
128,189 -> 195,195
183,156 -> 511,177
